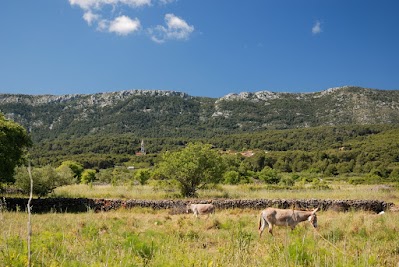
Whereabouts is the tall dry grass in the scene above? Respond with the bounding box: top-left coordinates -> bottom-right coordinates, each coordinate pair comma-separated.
53,183 -> 399,205
1,208 -> 399,266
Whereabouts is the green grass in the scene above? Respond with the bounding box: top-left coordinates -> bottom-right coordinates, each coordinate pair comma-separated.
3,182 -> 398,265
1,208 -> 399,266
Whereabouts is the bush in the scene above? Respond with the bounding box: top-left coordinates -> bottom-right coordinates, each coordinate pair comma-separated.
134,169 -> 151,185
348,177 -> 366,185
223,170 -> 241,185
310,178 -> 330,189
57,161 -> 84,182
324,164 -> 338,176
279,176 -> 295,187
110,167 -> 134,185
81,169 -> 97,184
389,168 -> 399,182
369,167 -> 390,179
258,167 -> 281,184
56,165 -> 77,184
14,165 -> 74,197
95,169 -> 113,184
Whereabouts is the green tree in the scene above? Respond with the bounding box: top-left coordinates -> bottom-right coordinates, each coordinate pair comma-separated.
58,161 -> 84,182
223,170 -> 241,185
96,168 -> 113,184
81,169 -> 96,184
14,165 -> 74,197
324,164 -> 338,176
242,152 -> 266,172
155,142 -> 225,197
258,166 -> 281,184
55,164 -> 76,184
222,153 -> 242,172
273,157 -> 292,172
134,169 -> 151,185
0,113 -> 32,183
111,167 -> 134,185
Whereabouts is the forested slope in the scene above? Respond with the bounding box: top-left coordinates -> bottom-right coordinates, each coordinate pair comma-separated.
1,86 -> 399,174
1,86 -> 399,142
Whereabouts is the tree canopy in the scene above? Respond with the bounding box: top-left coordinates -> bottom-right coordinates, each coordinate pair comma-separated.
0,113 -> 32,183
155,142 -> 225,197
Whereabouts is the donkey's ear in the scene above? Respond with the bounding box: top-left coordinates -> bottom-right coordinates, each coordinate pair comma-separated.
312,207 -> 319,213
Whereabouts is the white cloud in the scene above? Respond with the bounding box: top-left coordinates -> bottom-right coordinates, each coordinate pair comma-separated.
108,15 -> 141,35
69,0 -> 193,41
83,11 -> 100,25
312,20 -> 322,35
97,19 -> 108,31
149,13 -> 194,43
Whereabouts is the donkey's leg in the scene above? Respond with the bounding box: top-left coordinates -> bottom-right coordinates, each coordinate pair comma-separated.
268,222 -> 273,236
259,215 -> 267,238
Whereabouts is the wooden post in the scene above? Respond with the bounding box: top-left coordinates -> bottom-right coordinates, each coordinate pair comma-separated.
27,161 -> 33,267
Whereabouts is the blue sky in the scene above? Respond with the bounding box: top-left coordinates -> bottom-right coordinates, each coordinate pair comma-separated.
1,0 -> 399,98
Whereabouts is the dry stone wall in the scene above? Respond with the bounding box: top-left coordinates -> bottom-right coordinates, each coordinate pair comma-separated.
0,197 -> 393,214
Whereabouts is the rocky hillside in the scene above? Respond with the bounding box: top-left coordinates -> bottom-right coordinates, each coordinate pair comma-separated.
1,86 -> 399,141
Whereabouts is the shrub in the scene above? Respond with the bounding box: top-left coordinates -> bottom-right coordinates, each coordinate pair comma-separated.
223,170 -> 241,185
55,165 -> 76,184
324,164 -> 338,176
258,167 -> 281,184
14,165 -> 74,197
348,177 -> 366,185
389,168 -> 399,182
95,168 -> 113,184
57,161 -> 84,182
134,169 -> 151,185
81,169 -> 96,184
279,176 -> 295,187
310,178 -> 330,190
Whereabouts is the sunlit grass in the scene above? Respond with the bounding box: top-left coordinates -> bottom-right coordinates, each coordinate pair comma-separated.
1,208 -> 399,266
4,175 -> 398,266
52,182 -> 399,205
53,184 -> 167,200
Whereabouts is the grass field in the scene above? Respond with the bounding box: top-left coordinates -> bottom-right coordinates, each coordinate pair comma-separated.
52,183 -> 399,205
1,207 -> 399,266
1,182 -> 399,266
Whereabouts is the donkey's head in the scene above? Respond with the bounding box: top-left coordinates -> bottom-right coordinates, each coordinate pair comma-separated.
186,203 -> 193,214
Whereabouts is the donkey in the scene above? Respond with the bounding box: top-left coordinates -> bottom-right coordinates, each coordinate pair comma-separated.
186,203 -> 215,218
258,207 -> 318,237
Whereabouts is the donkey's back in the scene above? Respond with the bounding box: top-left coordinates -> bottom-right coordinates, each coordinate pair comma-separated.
187,203 -> 215,218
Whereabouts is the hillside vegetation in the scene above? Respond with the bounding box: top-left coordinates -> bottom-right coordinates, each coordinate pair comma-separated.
1,86 -> 399,142
1,86 -> 399,185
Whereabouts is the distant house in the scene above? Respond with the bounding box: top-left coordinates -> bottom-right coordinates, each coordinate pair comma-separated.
241,150 -> 255,157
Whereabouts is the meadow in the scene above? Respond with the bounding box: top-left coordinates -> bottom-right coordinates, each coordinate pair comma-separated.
1,183 -> 399,266
1,207 -> 399,266
52,182 -> 399,205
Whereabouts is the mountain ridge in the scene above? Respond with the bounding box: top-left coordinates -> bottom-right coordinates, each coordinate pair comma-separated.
1,86 -> 399,142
